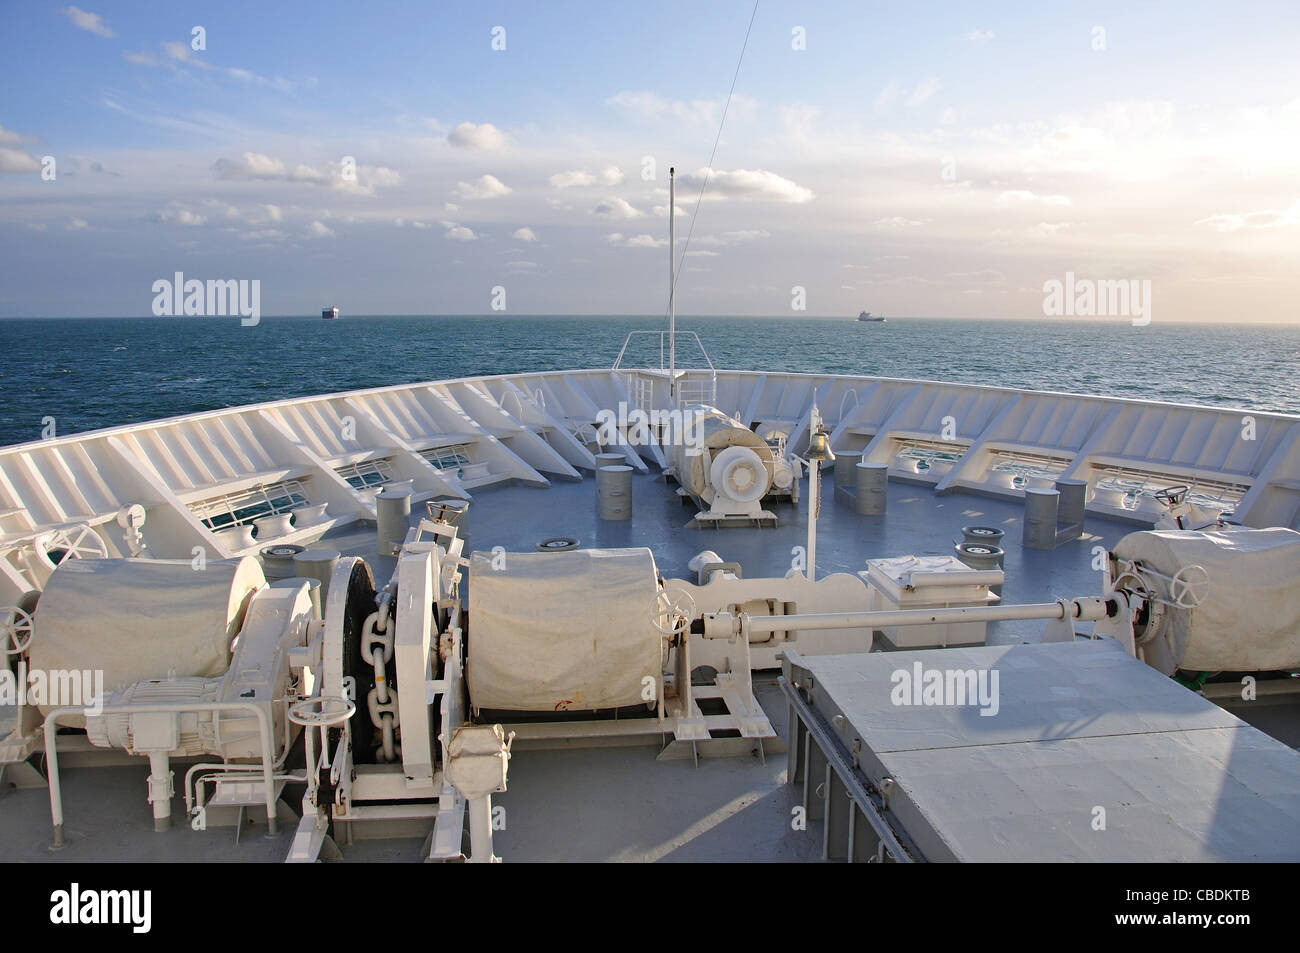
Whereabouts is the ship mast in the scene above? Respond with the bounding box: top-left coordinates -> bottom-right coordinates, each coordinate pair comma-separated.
668,166 -> 676,385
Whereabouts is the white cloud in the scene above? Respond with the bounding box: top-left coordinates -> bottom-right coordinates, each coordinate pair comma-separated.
0,124 -> 36,147
447,122 -> 507,150
872,217 -> 926,228
442,222 -> 477,241
550,166 -> 623,189
607,233 -> 666,248
162,41 -> 193,63
214,152 -> 287,180
965,29 -> 995,43
998,190 -> 1072,206
551,169 -> 595,189
605,91 -> 717,123
0,147 -> 40,174
454,174 -> 511,199
592,197 -> 643,219
63,6 -> 113,37
1194,200 -> 1300,232
678,168 -> 814,203
66,218 -> 89,230
155,207 -> 206,226
694,229 -> 771,246
306,220 -> 336,238
876,78 -> 943,112
212,153 -> 398,195
512,227 -> 538,241
1026,222 -> 1073,237
132,41 -> 301,92
906,77 -> 942,107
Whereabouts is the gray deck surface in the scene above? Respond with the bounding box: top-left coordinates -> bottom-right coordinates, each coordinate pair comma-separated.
0,471 -> 1293,862
797,640 -> 1300,862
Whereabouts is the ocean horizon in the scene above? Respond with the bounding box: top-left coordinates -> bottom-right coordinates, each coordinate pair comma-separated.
2,315 -> 1295,448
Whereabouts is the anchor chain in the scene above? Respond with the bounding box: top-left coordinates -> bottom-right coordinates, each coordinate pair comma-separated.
362,598 -> 401,763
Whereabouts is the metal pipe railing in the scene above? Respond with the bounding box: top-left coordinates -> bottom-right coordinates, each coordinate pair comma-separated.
44,700 -> 280,847
725,597 -> 1115,639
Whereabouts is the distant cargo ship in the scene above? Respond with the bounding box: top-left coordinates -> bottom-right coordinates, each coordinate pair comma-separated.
858,311 -> 885,322
322,307 -> 339,320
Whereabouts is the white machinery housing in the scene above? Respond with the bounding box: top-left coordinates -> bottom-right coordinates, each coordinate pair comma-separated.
669,406 -> 780,525
1107,526 -> 1300,676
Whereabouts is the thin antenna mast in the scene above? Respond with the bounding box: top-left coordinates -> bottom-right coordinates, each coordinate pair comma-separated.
668,166 -> 676,382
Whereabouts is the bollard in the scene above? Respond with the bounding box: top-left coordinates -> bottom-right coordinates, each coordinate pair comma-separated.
376,488 -> 412,555
1023,488 -> 1059,550
594,452 -> 624,471
1055,478 -> 1088,534
855,461 -> 888,515
597,465 -> 633,520
961,526 -> 1005,568
835,450 -> 863,488
955,543 -> 1004,597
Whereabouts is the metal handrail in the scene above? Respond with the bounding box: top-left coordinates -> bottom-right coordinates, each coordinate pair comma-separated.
612,330 -> 715,372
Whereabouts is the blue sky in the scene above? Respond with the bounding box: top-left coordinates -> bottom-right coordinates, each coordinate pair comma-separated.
2,1 -> 1298,320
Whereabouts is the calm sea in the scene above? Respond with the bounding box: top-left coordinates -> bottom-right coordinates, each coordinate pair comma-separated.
0,315 -> 1295,448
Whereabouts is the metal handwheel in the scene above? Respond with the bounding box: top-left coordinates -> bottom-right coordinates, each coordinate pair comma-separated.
1169,564 -> 1210,610
650,587 -> 696,636
36,523 -> 109,563
288,696 -> 356,728
1154,485 -> 1190,506
0,606 -> 33,657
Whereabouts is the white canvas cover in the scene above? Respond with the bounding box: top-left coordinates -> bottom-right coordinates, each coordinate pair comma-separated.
1113,528 -> 1300,673
30,557 -> 264,722
467,547 -> 663,712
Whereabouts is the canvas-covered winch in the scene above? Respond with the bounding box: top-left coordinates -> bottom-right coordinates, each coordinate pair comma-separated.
1104,526 -> 1300,676
27,556 -> 315,841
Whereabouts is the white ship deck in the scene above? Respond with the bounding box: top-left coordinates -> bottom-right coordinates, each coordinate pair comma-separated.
0,367 -> 1297,863
2,466 -> 1297,862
